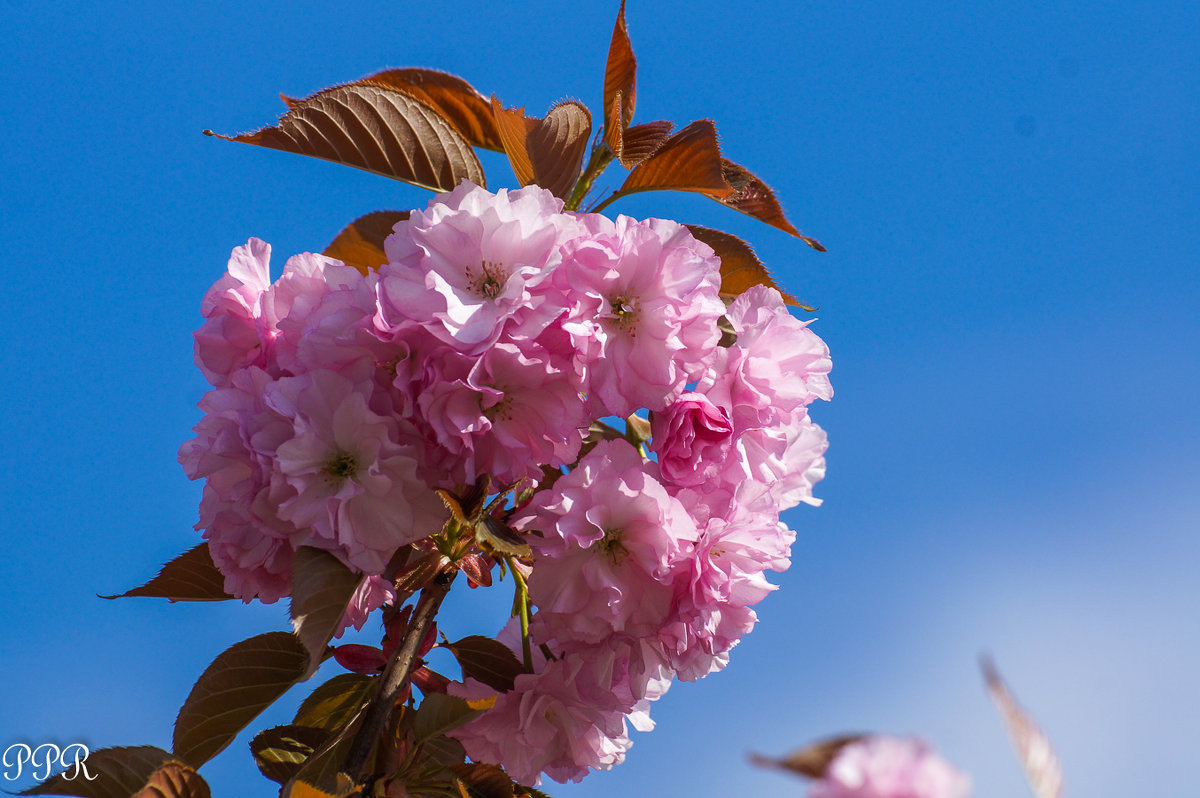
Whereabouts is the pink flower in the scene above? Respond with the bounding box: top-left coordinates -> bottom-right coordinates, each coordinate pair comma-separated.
337,575 -> 396,637
518,439 -> 697,644
811,737 -> 971,798
269,369 -> 448,573
556,215 -> 724,416
193,238 -> 274,386
650,392 -> 734,487
378,182 -> 576,352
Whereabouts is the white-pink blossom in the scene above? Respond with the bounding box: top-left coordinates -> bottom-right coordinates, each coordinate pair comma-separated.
811,737 -> 971,798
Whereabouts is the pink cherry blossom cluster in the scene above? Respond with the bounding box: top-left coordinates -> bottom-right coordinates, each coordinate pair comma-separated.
179,180 -> 831,783
811,737 -> 972,798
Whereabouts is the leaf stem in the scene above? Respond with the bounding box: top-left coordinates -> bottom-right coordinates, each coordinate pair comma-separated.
564,142 -> 614,212
506,557 -> 534,673
588,190 -> 622,215
343,568 -> 457,781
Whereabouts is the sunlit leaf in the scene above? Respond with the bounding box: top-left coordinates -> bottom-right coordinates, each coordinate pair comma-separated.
294,673 -> 377,733
290,548 -> 363,677
282,736 -> 358,798
685,225 -> 809,308
451,763 -> 514,798
527,101 -> 592,199
324,210 -> 409,276
709,159 -> 824,251
18,747 -> 199,798
413,693 -> 483,743
281,776 -> 357,798
982,657 -> 1064,798
357,68 -> 504,150
445,636 -> 524,693
617,120 -> 732,197
251,726 -> 331,785
490,100 -> 537,187
603,0 -> 637,143
395,551 -> 448,595
205,85 -> 485,192
101,543 -> 232,602
613,120 -> 673,169
173,632 -> 311,767
514,786 -> 552,798
748,734 -> 863,779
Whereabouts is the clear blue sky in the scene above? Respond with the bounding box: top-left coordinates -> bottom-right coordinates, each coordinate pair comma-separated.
2,1 -> 1197,795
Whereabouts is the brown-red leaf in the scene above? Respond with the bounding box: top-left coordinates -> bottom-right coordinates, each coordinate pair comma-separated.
685,225 -> 810,309
710,159 -> 825,250
332,644 -> 387,675
527,100 -> 592,199
603,0 -> 637,144
206,84 -> 485,192
983,657 -> 1064,798
613,120 -> 674,169
324,210 -> 409,276
748,734 -> 865,779
357,68 -> 503,151
102,543 -> 232,602
617,120 -> 732,197
490,100 -> 538,187
18,747 -> 208,798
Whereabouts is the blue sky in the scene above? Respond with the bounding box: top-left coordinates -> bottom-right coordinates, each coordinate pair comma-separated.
1,0 -> 1197,795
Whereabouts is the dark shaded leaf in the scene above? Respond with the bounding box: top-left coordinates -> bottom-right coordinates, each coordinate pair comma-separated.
173,631 -> 311,767
514,786 -> 551,798
684,225 -> 809,308
527,101 -> 592,199
490,100 -> 538,187
709,159 -> 824,251
603,0 -> 637,144
413,693 -> 483,743
474,517 -> 531,559
131,762 -> 211,798
251,725 -> 330,785
294,673 -> 377,733
101,544 -> 232,602
357,68 -> 503,150
419,735 -> 468,769
290,548 -> 363,678
445,636 -> 524,693
282,735 -> 358,798
983,656 -> 1063,798
451,763 -> 513,798
206,85 -> 485,192
618,120 -> 732,196
324,210 -> 409,276
332,644 -> 386,675
395,551 -> 448,595
18,747 -> 184,798
748,734 -> 863,779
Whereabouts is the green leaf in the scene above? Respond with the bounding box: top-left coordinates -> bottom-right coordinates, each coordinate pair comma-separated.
173,631 -> 311,767
18,746 -> 209,798
290,547 -> 363,677
413,693 -> 483,743
419,735 -> 468,768
101,544 -> 232,602
250,725 -> 331,785
293,673 -> 377,733
206,84 -> 486,192
445,636 -> 524,693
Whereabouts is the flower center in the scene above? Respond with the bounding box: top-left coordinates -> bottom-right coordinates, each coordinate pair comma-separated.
481,392 -> 513,422
597,527 -> 629,565
605,293 -> 640,334
466,260 -> 510,300
322,451 -> 358,481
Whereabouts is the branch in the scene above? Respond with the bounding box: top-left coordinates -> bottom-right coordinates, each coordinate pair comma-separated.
342,568 -> 458,780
